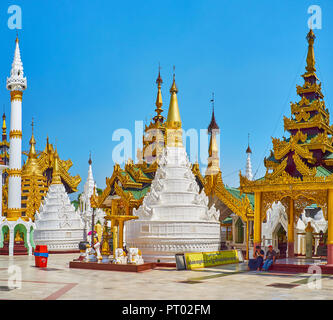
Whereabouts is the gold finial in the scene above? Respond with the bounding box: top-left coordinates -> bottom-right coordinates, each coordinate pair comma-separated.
2,111 -> 6,136
154,64 -> 164,123
28,117 -> 37,157
166,66 -> 181,128
305,29 -> 316,74
52,148 -> 62,184
166,66 -> 182,147
15,32 -> 19,44
170,65 -> 178,93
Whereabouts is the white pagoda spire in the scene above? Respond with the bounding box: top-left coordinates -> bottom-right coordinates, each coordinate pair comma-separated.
79,154 -> 105,241
6,36 -> 27,220
245,134 -> 253,181
84,154 -> 95,197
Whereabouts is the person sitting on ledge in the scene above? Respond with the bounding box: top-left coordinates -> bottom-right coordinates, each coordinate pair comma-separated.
262,245 -> 277,271
248,245 -> 264,271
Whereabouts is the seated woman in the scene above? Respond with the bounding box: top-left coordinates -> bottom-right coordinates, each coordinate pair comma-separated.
248,245 -> 264,271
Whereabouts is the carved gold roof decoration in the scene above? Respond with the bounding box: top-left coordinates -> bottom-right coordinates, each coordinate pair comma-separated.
36,137 -> 81,192
291,99 -> 328,119
296,82 -> 323,98
271,130 -> 314,162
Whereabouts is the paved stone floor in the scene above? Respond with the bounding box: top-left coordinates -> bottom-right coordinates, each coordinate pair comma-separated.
0,254 -> 332,300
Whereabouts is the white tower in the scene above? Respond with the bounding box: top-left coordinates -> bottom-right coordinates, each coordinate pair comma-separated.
79,155 -> 106,241
245,135 -> 253,181
6,37 -> 27,220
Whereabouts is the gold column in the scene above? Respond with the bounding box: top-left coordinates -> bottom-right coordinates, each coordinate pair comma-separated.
254,192 -> 262,247
246,221 -> 249,260
118,220 -> 124,249
112,225 -> 118,257
287,197 -> 295,258
327,189 -> 333,264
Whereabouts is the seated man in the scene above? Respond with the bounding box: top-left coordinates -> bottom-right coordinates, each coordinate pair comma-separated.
248,245 -> 265,271
262,245 -> 277,271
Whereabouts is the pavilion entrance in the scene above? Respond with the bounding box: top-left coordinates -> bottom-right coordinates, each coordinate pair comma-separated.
274,224 -> 287,258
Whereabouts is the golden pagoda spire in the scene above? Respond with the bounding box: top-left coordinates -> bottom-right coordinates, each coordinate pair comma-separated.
166,67 -> 181,129
52,148 -> 62,184
166,67 -> 182,147
28,117 -> 37,158
22,118 -> 43,176
2,112 -> 6,136
153,64 -> 164,123
305,29 -> 316,75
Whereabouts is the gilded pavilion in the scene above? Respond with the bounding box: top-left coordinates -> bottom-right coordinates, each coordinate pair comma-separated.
92,70 -> 255,257
240,30 -> 333,265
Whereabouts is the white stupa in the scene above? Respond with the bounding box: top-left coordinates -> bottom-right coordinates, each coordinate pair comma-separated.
34,149 -> 84,251
126,75 -> 221,263
79,154 -> 106,241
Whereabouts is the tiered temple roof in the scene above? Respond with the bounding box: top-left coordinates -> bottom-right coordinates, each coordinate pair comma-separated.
262,29 -> 333,180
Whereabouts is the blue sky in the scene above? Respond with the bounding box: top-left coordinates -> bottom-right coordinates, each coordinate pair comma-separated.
0,0 -> 332,196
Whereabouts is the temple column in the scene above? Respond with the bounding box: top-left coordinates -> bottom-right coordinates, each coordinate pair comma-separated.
112,225 -> 118,257
327,189 -> 333,264
246,221 -> 249,260
254,192 -> 262,249
7,91 -> 23,220
287,197 -> 295,258
118,220 -> 124,249
26,227 -> 32,255
9,227 -> 14,256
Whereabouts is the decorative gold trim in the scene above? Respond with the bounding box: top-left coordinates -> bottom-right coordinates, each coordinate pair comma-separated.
296,82 -> 323,98
10,90 -> 23,102
295,109 -> 311,122
7,168 -> 21,177
266,158 -> 288,179
9,130 -> 22,139
6,208 -> 22,220
284,113 -> 332,134
291,99 -> 327,117
271,131 -> 313,162
292,153 -> 316,176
